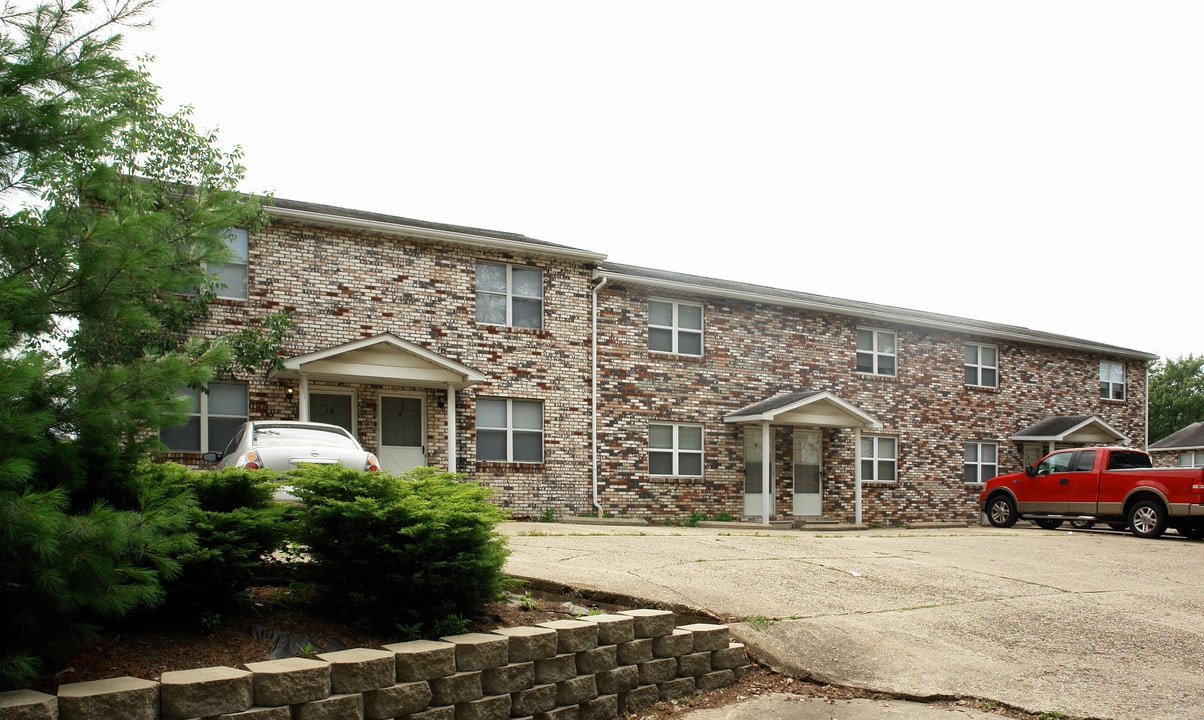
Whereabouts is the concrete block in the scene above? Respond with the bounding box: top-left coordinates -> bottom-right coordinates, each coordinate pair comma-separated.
578,693 -> 618,720
533,705 -> 579,720
615,638 -> 652,666
481,661 -> 534,695
407,705 -> 456,720
362,680 -> 432,720
710,643 -> 747,670
636,658 -> 677,685
160,665 -> 253,719
677,651 -> 711,678
0,689 -> 57,720
57,676 -> 159,720
574,645 -> 616,674
292,692 -> 363,720
385,639 -> 457,681
428,671 -> 482,706
678,623 -> 730,652
440,632 -> 509,671
491,626 -> 558,662
696,669 -> 736,692
212,707 -> 292,719
533,653 -> 576,684
317,647 -> 396,693
536,620 -> 598,653
244,657 -> 330,707
510,683 -> 557,716
652,629 -> 692,658
554,675 -> 597,706
580,614 -> 634,645
658,677 -> 695,700
616,609 -> 674,638
618,685 -> 661,714
453,693 -> 510,720
595,665 -> 638,695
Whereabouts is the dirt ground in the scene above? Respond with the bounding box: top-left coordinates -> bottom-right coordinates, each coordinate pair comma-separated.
32,586 -> 1033,720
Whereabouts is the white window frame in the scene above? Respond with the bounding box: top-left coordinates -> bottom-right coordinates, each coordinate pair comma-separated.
964,441 -> 998,484
211,228 -> 248,300
1099,360 -> 1125,400
964,343 -> 998,388
648,423 -> 704,477
475,261 -> 543,329
160,381 -> 248,452
1179,451 -> 1204,468
859,435 -> 897,483
647,299 -> 704,356
476,397 -> 544,463
856,328 -> 897,376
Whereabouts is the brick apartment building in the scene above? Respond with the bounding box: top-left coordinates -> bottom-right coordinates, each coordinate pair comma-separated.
164,197 -> 1156,526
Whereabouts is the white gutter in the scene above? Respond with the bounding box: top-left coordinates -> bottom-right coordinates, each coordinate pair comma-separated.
269,205 -> 608,264
591,276 -> 609,515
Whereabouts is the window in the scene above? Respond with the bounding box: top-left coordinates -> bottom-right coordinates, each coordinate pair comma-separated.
964,442 -> 998,483
649,423 -> 703,476
859,435 -> 896,482
212,228 -> 248,300
648,299 -> 703,356
476,262 -> 543,329
160,381 -> 248,452
1099,360 -> 1125,400
856,328 -> 896,376
1179,451 -> 1204,468
476,398 -> 543,462
965,343 -> 998,387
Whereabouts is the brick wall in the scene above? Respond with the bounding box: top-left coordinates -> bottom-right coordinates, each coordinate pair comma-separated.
594,283 -> 1148,525
2,611 -> 748,720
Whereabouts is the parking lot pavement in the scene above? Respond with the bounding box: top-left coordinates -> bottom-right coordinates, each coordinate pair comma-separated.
500,522 -> 1204,720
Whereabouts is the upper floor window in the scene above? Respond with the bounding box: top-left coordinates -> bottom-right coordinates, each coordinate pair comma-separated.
476,262 -> 542,329
477,397 -> 543,462
964,442 -> 998,483
965,343 -> 998,387
856,328 -> 896,376
212,228 -> 248,300
1179,451 -> 1204,468
649,423 -> 703,476
1099,360 -> 1125,400
648,299 -> 703,356
859,435 -> 897,482
160,381 -> 248,452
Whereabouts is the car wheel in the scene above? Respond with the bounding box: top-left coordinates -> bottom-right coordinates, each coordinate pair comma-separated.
1033,518 -> 1064,530
986,494 -> 1018,528
1069,519 -> 1094,529
1127,500 -> 1168,539
1107,522 -> 1128,531
1176,524 -> 1204,540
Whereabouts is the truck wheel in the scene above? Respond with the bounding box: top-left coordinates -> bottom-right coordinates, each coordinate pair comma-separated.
1128,500 -> 1168,539
986,495 -> 1018,528
1070,520 -> 1095,529
1033,518 -> 1064,530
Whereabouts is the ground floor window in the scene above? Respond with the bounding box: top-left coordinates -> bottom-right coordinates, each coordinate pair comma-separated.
859,435 -> 897,482
1180,451 -> 1204,468
477,397 -> 543,462
964,442 -> 998,483
160,381 -> 248,452
649,423 -> 703,476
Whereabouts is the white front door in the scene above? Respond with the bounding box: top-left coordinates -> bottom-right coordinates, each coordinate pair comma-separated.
743,428 -> 773,517
380,395 -> 425,474
793,430 -> 822,516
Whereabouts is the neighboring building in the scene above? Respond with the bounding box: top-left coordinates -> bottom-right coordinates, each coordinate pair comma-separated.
161,197 -> 1157,525
1149,422 -> 1204,468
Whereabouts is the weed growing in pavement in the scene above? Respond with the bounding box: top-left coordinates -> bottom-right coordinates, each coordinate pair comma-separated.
741,615 -> 775,630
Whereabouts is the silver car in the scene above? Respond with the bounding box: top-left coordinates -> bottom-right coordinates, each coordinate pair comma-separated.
203,420 -> 380,473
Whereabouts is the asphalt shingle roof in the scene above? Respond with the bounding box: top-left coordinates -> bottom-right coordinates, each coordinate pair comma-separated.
1149,421 -> 1204,450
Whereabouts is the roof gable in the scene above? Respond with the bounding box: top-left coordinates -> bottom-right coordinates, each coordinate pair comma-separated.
1149,421 -> 1204,451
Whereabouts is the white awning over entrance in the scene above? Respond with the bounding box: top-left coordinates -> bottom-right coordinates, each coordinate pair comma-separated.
1011,415 -> 1129,455
271,333 -> 485,472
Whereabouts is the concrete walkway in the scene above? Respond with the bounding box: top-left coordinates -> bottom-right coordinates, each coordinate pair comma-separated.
500,522 -> 1204,720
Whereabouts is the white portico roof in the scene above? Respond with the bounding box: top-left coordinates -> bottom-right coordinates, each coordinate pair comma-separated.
272,333 -> 485,389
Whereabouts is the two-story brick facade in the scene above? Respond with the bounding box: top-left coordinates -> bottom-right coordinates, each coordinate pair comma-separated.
166,197 -> 1155,525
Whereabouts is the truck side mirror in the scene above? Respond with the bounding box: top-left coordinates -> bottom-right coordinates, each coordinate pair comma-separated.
1024,464 -> 1036,478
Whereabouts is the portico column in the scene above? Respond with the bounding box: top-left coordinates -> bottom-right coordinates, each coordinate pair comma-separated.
298,373 -> 310,422
854,427 -> 863,525
761,421 -> 772,525
446,383 -> 456,473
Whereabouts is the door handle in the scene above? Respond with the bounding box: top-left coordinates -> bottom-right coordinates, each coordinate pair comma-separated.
1059,478 -> 1069,485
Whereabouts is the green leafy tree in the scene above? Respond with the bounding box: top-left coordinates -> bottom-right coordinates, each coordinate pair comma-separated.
0,1 -> 287,687
1149,354 -> 1204,443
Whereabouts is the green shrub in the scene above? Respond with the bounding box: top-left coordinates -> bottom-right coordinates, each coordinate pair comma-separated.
290,465 -> 512,634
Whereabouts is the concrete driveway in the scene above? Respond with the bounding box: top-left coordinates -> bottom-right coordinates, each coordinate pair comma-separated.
500,522 -> 1204,720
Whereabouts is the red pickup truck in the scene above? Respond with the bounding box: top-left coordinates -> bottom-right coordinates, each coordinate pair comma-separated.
980,447 -> 1204,539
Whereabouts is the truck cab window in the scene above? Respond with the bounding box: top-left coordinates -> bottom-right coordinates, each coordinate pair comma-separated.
1036,452 -> 1073,475
1071,450 -> 1096,472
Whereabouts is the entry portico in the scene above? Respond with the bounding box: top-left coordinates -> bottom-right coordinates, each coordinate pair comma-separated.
724,390 -> 881,525
271,333 -> 485,473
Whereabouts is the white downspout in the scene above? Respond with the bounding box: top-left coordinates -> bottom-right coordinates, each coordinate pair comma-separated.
298,373 -> 310,422
591,277 -> 608,515
854,427 -> 863,525
447,383 -> 457,473
761,421 -> 772,524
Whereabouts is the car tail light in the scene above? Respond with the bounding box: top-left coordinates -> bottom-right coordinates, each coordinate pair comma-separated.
240,450 -> 261,470
366,453 -> 380,472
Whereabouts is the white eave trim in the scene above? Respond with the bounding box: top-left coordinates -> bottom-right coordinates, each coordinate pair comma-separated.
597,269 -> 1157,361
269,205 -> 607,264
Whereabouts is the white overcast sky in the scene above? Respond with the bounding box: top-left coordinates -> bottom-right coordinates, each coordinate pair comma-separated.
118,1 -> 1202,361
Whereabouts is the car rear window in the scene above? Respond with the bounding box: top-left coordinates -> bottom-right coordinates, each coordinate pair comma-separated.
253,425 -> 358,448
1108,451 -> 1153,470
